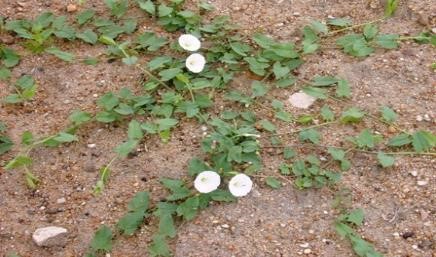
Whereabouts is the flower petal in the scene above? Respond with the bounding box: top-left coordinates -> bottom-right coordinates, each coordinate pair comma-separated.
178,34 -> 201,52
228,174 -> 253,197
194,171 -> 221,193
186,53 -> 206,73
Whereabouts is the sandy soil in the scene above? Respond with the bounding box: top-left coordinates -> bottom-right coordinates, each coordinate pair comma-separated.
0,0 -> 435,257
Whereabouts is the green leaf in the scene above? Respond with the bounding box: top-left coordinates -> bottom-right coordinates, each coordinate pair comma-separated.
336,79 -> 351,98
380,106 -> 397,123
272,62 -> 290,79
2,48 -> 20,67
98,35 -> 116,45
117,192 -> 150,235
251,81 -> 268,97
137,0 -> 155,15
340,107 -> 365,123
115,139 -> 138,157
117,211 -> 146,235
353,129 -> 380,149
320,105 -> 335,122
4,94 -> 22,104
0,135 -> 13,155
156,118 -> 178,131
208,190 -> 236,202
311,76 -> 338,86
283,147 -> 295,159
149,235 -> 171,257
299,128 -> 320,144
363,24 -> 378,40
377,152 -> 395,168
412,131 -> 436,153
5,155 -> 32,169
0,67 -> 11,80
337,34 -> 374,57
159,68 -> 182,81
77,9 -> 95,25
76,29 -> 98,44
328,18 -> 352,27
160,178 -> 191,201
105,0 -> 128,18
375,34 -> 399,49
335,222 -> 355,238
122,56 -> 138,66
127,120 -> 143,140
328,147 -> 345,161
259,119 -> 276,132
387,133 -> 412,147
158,214 -> 176,238
128,191 -> 150,212
136,32 -> 167,51
90,225 -> 112,252
276,77 -> 297,88
230,41 -> 251,56
98,93 -> 119,110
148,56 -> 172,71
244,57 -> 269,76
45,47 -> 74,62
25,171 -> 39,189
158,4 -> 173,17
275,111 -> 292,122
385,0 -> 399,17
16,75 -> 34,89
252,33 -> 275,48
266,176 -> 281,189
188,158 -> 209,176
310,20 -> 328,34
177,196 -> 199,220
302,86 -> 327,99
69,110 -> 91,125
83,57 -> 99,65
54,132 -> 78,143
96,111 -> 118,123
345,208 -> 365,226
21,131 -> 34,145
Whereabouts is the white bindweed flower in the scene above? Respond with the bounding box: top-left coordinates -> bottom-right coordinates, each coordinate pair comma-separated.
194,171 -> 221,193
185,53 -> 206,73
228,174 -> 253,197
178,34 -> 201,52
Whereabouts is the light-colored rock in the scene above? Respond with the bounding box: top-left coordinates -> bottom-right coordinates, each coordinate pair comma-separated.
417,180 -> 428,186
288,91 -> 316,109
66,4 -> 77,13
32,226 -> 68,247
56,197 -> 66,204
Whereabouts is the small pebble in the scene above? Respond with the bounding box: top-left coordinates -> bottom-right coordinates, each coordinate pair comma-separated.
417,180 -> 428,186
56,197 -> 66,204
221,224 -> 230,229
409,170 -> 418,177
416,115 -> 423,122
87,143 -> 96,148
299,242 -> 309,248
66,4 -> 77,12
303,249 -> 312,254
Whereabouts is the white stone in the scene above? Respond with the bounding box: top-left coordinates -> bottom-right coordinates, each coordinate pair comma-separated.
417,180 -> 428,186
409,170 -> 418,177
87,143 -> 96,148
416,115 -> 423,121
288,91 -> 316,109
32,226 -> 68,247
299,242 -> 310,248
56,197 -> 66,204
303,249 -> 312,254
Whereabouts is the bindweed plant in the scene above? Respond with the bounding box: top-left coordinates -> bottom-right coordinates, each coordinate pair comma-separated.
1,1 -> 435,256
